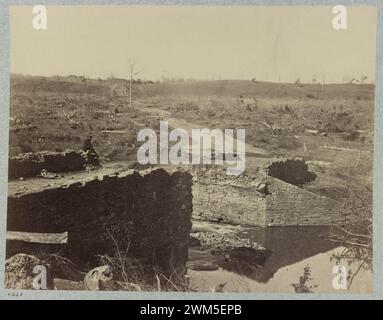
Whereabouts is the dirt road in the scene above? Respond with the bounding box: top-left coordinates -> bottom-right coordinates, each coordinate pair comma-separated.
139,104 -> 273,169
9,104 -> 275,195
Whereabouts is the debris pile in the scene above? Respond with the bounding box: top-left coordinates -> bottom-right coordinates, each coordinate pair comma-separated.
8,150 -> 99,180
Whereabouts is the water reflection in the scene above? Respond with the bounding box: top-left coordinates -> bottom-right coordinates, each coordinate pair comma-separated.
188,226 -> 372,293
238,226 -> 337,282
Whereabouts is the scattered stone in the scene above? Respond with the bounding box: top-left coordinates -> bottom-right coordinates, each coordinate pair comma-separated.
190,231 -> 265,252
306,129 -> 319,135
84,164 -> 96,171
5,253 -> 54,289
39,169 -> 58,179
84,265 -> 116,290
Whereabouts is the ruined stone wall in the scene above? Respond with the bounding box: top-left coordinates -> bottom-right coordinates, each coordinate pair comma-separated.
193,183 -> 267,226
265,177 -> 343,226
192,169 -> 268,226
192,163 -> 342,227
7,169 -> 193,274
265,159 -> 316,186
8,150 -> 89,180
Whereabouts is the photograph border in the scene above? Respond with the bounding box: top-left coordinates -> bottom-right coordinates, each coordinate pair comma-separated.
0,0 -> 382,300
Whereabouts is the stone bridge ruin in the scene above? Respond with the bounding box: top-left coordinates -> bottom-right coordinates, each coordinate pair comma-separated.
6,154 -> 342,284
192,159 -> 342,226
7,168 -> 193,277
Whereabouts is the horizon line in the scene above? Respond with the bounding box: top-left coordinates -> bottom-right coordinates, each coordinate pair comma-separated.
10,73 -> 376,86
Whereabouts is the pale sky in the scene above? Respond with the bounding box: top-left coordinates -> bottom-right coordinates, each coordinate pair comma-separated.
10,5 -> 378,83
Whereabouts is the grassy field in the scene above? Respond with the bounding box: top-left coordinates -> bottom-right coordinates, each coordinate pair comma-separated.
9,74 -> 374,200
139,81 -> 374,149
138,80 -> 374,200
9,75 -> 159,161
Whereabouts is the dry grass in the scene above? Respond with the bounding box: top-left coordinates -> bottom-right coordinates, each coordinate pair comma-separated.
97,228 -> 190,292
140,81 -> 373,208
329,183 -> 373,290
10,75 -> 374,204
9,75 -> 159,161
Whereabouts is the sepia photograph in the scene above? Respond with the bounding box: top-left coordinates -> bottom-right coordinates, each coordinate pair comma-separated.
3,4 -> 378,295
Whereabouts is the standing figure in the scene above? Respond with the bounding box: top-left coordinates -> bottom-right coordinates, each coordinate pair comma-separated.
82,135 -> 99,166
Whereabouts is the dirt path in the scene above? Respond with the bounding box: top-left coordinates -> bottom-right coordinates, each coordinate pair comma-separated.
9,104 -> 274,195
139,104 -> 273,168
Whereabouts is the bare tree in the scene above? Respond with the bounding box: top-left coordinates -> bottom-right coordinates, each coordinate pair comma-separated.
329,183 -> 372,289
330,184 -> 372,248
128,60 -> 141,108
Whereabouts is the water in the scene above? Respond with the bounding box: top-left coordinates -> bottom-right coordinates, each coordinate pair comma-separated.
188,225 -> 372,293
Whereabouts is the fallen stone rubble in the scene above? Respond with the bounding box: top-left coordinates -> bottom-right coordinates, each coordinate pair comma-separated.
190,231 -> 265,251
5,253 -> 54,289
8,149 -> 99,180
4,254 -> 144,291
